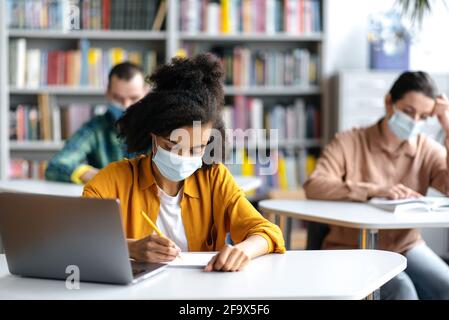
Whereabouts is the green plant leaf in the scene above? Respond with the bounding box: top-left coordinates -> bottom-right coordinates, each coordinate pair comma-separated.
397,0 -> 433,26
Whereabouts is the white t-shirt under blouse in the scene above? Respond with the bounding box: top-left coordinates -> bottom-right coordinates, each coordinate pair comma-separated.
155,185 -> 189,252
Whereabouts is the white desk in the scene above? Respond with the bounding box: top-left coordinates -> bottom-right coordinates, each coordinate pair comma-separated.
234,176 -> 263,193
0,180 -> 83,197
259,199 -> 449,249
0,176 -> 262,197
0,250 -> 406,300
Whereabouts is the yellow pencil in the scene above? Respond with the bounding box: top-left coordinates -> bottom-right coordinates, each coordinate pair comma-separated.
141,210 -> 164,237
140,210 -> 182,259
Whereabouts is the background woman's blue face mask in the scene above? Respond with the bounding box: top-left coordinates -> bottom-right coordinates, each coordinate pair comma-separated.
387,106 -> 426,140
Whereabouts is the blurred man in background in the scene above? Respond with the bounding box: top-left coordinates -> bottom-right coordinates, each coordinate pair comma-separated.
45,62 -> 148,184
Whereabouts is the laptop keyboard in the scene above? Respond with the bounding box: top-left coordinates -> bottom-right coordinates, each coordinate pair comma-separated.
131,260 -> 167,279
132,267 -> 146,277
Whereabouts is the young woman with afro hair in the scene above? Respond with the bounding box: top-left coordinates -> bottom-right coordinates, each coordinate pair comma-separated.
83,53 -> 285,272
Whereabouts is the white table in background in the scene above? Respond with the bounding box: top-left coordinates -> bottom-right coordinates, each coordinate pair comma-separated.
0,176 -> 262,197
259,199 -> 449,250
0,179 -> 83,197
234,176 -> 263,193
0,250 -> 406,300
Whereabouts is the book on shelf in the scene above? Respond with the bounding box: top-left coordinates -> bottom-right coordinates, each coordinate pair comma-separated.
182,45 -> 320,87
6,0 -> 71,31
223,97 -> 320,141
152,0 -> 168,31
60,104 -> 106,139
9,104 -> 41,141
38,93 -> 52,140
9,159 -> 47,180
9,98 -> 106,142
226,148 -> 317,192
303,151 -> 316,183
180,0 -> 321,35
8,38 -> 26,88
7,0 -> 166,31
9,93 -> 55,141
368,197 -> 449,214
9,38 -> 159,88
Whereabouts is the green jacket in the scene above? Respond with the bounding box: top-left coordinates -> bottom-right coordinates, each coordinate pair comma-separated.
45,108 -> 134,183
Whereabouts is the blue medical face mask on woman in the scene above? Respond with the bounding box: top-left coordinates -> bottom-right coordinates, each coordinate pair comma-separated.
387,106 -> 426,141
152,139 -> 203,182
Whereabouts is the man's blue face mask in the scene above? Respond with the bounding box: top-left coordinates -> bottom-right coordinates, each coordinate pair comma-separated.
108,101 -> 125,121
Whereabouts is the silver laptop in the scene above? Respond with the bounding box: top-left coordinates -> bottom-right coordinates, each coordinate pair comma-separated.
0,192 -> 167,285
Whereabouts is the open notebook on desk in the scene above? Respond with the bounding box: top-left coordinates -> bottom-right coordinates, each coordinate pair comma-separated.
167,252 -> 217,268
369,197 -> 449,214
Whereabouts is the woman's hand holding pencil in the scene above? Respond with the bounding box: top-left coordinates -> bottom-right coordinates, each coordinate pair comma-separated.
126,211 -> 182,263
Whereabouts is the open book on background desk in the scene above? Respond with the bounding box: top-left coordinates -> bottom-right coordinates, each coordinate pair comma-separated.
368,197 -> 449,214
167,252 -> 217,268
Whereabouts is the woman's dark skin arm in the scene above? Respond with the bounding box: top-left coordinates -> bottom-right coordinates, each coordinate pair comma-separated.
204,235 -> 269,272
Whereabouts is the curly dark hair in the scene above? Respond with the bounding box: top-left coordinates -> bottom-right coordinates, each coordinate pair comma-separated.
117,53 -> 226,163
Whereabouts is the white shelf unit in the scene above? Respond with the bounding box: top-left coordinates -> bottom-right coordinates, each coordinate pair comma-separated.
244,139 -> 322,150
179,33 -> 324,42
10,85 -> 321,96
8,29 -> 167,40
9,86 -> 106,95
9,141 -> 65,151
0,0 -> 328,180
224,86 -> 321,96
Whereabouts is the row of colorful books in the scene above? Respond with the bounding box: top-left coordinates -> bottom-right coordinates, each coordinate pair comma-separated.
9,159 -> 48,180
180,0 -> 321,34
183,45 -> 320,87
7,0 -> 166,31
227,149 -> 317,191
9,38 -> 158,88
10,97 -> 320,145
9,100 -> 107,141
222,97 -> 320,140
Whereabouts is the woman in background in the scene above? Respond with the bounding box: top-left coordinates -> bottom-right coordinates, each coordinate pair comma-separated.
305,71 -> 449,299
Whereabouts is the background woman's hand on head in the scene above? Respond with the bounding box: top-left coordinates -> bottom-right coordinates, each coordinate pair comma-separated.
432,94 -> 449,135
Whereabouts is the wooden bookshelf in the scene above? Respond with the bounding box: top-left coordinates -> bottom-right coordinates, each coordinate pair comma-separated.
0,0 -> 328,185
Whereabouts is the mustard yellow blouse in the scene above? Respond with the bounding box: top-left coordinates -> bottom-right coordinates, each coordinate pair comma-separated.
82,155 -> 286,253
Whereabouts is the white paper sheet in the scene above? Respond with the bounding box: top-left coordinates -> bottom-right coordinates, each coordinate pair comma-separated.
168,252 -> 217,267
